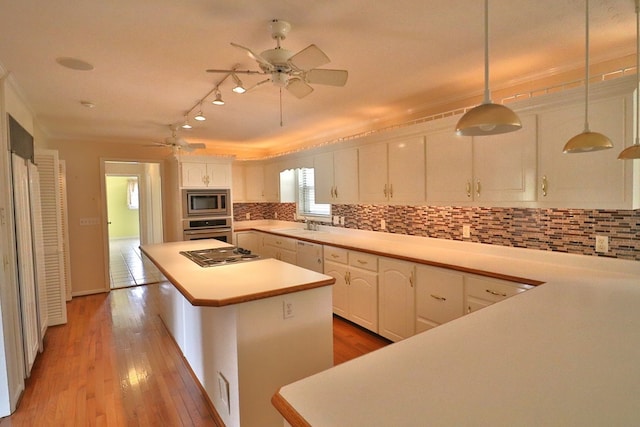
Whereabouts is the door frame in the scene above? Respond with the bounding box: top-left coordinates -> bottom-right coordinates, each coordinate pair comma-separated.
99,158 -> 164,292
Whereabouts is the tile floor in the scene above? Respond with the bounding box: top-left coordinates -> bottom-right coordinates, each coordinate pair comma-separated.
109,238 -> 164,289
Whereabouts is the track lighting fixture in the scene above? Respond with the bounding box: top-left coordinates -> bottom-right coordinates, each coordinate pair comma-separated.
181,115 -> 192,129
212,89 -> 225,105
194,106 -> 206,121
232,73 -> 246,93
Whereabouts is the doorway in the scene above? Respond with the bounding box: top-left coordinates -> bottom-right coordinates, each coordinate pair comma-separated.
103,161 -> 163,289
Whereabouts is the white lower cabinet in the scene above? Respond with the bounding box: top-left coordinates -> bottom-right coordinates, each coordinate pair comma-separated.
464,275 -> 533,314
378,258 -> 415,342
415,265 -> 464,333
234,231 -> 260,254
261,233 -> 297,264
324,247 -> 378,333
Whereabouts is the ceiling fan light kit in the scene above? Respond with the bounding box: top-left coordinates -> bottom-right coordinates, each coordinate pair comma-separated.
563,0 -> 613,154
618,0 -> 640,160
456,0 -> 521,137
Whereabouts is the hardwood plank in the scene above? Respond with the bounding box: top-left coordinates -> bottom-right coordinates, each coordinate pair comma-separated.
0,284 -> 390,426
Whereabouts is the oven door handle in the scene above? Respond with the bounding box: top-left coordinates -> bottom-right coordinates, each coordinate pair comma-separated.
183,227 -> 232,236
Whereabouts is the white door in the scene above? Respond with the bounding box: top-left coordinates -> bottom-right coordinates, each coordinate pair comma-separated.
11,154 -> 39,376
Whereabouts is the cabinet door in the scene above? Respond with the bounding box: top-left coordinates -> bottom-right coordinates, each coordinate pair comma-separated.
263,162 -> 280,201
206,163 -> 231,188
358,142 -> 388,203
465,275 -> 532,314
333,148 -> 359,203
378,258 -> 415,342
388,137 -> 425,204
538,96 -> 629,207
415,265 -> 464,333
244,165 -> 265,201
473,114 -> 537,202
313,152 -> 335,204
181,162 -> 207,188
234,231 -> 259,253
426,128 -> 473,202
324,260 -> 349,318
348,268 -> 378,332
231,163 -> 246,202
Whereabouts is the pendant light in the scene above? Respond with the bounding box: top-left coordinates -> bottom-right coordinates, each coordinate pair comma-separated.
212,89 -> 225,106
455,0 -> 521,136
194,103 -> 206,121
618,0 -> 640,160
181,114 -> 192,129
563,0 -> 613,153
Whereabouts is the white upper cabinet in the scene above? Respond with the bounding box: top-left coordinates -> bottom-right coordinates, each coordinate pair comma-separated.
314,148 -> 358,204
426,128 -> 473,202
426,114 -> 537,204
359,136 -> 425,204
180,159 -> 231,188
538,92 -> 635,208
243,162 -> 280,202
231,163 -> 246,202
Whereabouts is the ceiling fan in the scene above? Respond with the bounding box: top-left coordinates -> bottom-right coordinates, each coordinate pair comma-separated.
206,19 -> 348,99
148,126 -> 205,153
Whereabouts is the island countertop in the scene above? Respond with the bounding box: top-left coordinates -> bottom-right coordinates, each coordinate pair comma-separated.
140,240 -> 335,307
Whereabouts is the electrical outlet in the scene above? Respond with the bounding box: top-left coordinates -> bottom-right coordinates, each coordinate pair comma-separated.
283,300 -> 294,319
333,215 -> 339,225
380,219 -> 386,230
274,212 -> 278,219
245,212 -> 251,220
339,216 -> 345,226
595,235 -> 609,253
462,225 -> 471,238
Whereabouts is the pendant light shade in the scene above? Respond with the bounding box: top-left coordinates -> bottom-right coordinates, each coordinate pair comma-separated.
455,0 -> 521,136
618,0 -> 640,160
563,0 -> 613,154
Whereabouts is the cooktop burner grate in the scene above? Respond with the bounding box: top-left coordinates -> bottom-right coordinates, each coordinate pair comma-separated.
180,247 -> 261,267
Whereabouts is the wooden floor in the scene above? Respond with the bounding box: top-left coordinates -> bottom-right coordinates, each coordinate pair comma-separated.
0,284 -> 390,426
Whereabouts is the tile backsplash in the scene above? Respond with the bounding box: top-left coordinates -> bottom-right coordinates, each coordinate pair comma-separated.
234,203 -> 640,261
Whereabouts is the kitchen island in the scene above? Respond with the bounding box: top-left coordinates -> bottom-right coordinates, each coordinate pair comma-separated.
140,239 -> 335,427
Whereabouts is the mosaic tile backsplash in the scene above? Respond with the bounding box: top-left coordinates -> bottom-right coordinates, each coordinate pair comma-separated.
234,203 -> 640,261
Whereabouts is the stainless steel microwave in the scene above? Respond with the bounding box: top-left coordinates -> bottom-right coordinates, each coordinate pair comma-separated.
182,189 -> 230,217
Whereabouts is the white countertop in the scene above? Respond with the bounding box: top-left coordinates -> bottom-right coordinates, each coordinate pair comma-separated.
233,221 -> 640,425
140,239 -> 334,306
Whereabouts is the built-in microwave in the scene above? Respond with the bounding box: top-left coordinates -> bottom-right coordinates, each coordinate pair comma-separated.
183,189 -> 230,217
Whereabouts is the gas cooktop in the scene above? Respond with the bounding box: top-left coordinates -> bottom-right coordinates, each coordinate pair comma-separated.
180,247 -> 260,268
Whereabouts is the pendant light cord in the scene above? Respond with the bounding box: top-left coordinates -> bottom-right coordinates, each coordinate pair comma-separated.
583,0 -> 591,133
635,0 -> 640,144
483,0 -> 491,104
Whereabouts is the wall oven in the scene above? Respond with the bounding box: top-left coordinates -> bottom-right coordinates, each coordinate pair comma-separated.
182,217 -> 232,243
183,189 -> 230,217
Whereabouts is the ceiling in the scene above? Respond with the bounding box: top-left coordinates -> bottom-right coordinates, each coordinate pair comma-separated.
0,0 -> 636,158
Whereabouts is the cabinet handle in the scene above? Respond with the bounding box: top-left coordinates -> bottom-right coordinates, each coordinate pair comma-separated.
345,271 -> 351,285
485,289 -> 507,297
541,175 -> 548,197
466,181 -> 472,198
389,184 -> 393,198
430,294 -> 447,301
334,186 -> 338,198
383,184 -> 388,198
476,180 -> 481,197
409,271 -> 414,287
330,253 -> 340,258
356,259 -> 368,265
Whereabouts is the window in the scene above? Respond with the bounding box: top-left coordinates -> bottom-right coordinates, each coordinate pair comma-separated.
127,178 -> 139,210
297,168 -> 330,218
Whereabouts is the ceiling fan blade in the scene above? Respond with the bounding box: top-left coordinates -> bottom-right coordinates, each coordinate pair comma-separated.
230,42 -> 273,70
245,78 -> 271,93
289,44 -> 330,71
206,68 -> 265,75
306,69 -> 349,86
286,78 -> 314,99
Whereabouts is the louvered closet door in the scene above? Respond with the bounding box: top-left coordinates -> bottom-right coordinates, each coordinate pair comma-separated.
59,161 -> 72,301
34,150 -> 68,325
11,154 -> 39,375
28,162 -> 48,343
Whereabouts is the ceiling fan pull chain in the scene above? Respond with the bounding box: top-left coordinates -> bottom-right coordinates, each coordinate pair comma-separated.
280,88 -> 284,127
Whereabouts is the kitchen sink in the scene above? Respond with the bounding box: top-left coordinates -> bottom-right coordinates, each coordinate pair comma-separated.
273,228 -> 328,237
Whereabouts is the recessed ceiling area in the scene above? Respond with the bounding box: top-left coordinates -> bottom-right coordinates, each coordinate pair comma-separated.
0,0 -> 636,158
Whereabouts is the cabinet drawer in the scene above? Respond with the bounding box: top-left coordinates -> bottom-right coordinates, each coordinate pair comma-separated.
465,276 -> 532,303
348,251 -> 378,272
416,267 -> 464,326
263,234 -> 297,252
324,246 -> 348,264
